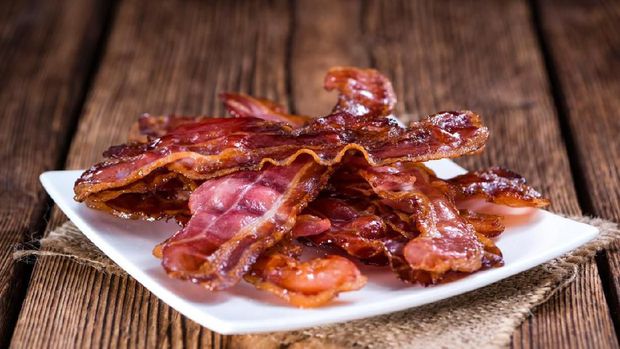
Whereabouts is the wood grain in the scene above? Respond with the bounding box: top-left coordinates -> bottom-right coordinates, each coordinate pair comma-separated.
536,0 -> 620,332
8,0 -> 619,348
289,0 -> 370,116
0,0 -> 110,346
10,0 -> 291,347
359,1 -> 617,348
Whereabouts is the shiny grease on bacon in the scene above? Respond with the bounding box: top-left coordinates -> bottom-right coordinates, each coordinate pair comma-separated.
300,197 -> 393,265
245,240 -> 366,308
448,167 -> 550,208
158,157 -> 330,290
74,110 -> 488,220
304,162 -> 516,284
73,66 -> 551,307
356,163 -> 486,282
325,66 -> 396,117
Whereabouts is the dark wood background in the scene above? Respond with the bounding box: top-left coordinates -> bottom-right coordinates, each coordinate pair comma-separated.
1,0 -> 618,348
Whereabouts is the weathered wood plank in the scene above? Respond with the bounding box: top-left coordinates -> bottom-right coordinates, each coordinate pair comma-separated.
9,0 -> 618,348
0,0 -> 111,346
290,0 -> 370,116
359,1 -> 618,348
10,0 -> 291,348
536,0 -> 620,333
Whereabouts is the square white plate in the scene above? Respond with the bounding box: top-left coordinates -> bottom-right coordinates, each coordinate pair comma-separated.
40,159 -> 598,334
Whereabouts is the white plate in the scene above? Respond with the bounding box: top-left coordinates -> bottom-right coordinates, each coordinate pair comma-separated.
40,159 -> 598,334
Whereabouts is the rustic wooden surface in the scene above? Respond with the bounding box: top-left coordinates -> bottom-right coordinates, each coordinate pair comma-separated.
537,0 -> 620,331
2,0 -> 619,348
0,0 -> 112,347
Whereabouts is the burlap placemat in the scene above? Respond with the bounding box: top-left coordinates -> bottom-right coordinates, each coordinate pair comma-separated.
14,216 -> 619,349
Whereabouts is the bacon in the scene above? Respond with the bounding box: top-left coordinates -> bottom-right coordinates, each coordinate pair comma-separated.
448,167 -> 550,208
220,92 -> 311,128
372,202 -> 418,238
382,238 -> 434,284
324,66 -> 396,117
129,93 -> 309,142
359,163 -> 486,281
459,210 -> 505,238
158,157 -> 330,290
476,233 -> 504,268
80,170 -> 197,222
384,231 -> 503,285
291,214 -> 331,237
69,65 -> 560,306
245,241 -> 366,308
301,197 -> 391,264
74,110 -> 488,221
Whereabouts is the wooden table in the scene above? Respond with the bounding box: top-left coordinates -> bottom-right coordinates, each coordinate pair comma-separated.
1,0 -> 618,347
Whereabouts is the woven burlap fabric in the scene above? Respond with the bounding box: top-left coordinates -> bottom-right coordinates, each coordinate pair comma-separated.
14,216 -> 619,349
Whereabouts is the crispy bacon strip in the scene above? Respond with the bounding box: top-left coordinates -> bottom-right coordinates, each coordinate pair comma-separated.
291,214 -> 331,237
324,66 -> 396,117
245,241 -> 366,308
476,233 -> 504,268
448,167 -> 550,207
220,92 -> 310,128
74,111 -> 488,220
159,157 -> 330,290
383,232 -> 503,285
382,238 -> 434,284
460,210 -> 505,238
359,163 -> 486,281
301,197 -> 391,264
79,170 -> 197,222
308,163 -> 507,283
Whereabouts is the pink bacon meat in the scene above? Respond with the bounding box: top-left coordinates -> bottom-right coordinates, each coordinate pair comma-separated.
158,157 -> 330,290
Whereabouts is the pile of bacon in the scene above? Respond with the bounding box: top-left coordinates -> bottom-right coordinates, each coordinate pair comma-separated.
74,67 -> 549,307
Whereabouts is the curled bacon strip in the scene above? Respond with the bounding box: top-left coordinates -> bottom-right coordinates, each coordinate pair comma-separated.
74,111 -> 488,220
245,241 -> 366,308
324,66 -> 396,117
460,210 -> 505,238
72,65 -> 553,305
130,93 -> 310,142
291,214 -> 331,237
300,197 -> 391,265
220,92 -> 310,128
448,167 -> 550,208
159,157 -> 329,290
359,163 -> 485,281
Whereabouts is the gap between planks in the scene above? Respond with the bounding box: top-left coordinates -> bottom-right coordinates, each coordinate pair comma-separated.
529,0 -> 620,338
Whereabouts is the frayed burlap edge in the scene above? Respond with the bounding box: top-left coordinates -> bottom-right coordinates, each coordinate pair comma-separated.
13,222 -> 124,275
13,216 -> 619,349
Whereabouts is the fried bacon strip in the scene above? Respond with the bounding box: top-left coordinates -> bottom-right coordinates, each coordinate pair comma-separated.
324,66 -> 396,117
72,65 -> 554,306
306,162 -> 507,282
460,210 -> 505,238
300,197 -> 392,265
291,214 -> 331,237
220,92 -> 311,128
74,111 -> 488,221
130,93 -> 310,142
359,163 -> 486,281
293,196 -> 436,284
158,157 -> 330,290
245,240 -> 366,307
447,167 -> 550,207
